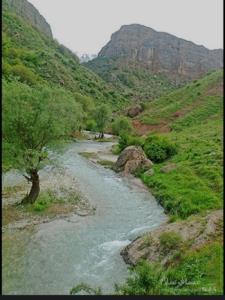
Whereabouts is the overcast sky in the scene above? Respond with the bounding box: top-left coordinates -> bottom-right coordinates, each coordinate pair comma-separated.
29,0 -> 223,56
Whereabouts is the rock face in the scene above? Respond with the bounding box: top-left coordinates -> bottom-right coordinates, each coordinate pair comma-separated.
115,146 -> 153,174
98,24 -> 223,83
3,0 -> 53,38
121,209 -> 223,266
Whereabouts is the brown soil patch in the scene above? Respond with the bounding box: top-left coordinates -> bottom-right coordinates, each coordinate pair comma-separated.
132,119 -> 171,136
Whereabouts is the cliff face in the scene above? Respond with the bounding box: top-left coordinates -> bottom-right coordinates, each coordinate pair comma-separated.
2,0 -> 53,38
98,24 -> 223,83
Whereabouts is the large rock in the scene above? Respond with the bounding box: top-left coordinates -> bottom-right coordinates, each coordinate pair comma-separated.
121,209 -> 223,266
97,24 -> 223,83
115,145 -> 153,174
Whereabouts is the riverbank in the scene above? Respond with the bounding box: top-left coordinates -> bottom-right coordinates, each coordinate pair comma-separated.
2,137 -> 167,295
2,165 -> 94,232
80,135 -> 223,295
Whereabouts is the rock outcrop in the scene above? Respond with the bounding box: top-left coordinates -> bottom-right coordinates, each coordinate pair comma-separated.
121,209 -> 223,266
3,0 -> 53,38
98,24 -> 223,83
115,146 -> 153,174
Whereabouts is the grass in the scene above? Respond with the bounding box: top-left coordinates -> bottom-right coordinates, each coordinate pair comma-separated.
159,231 -> 183,255
139,70 -> 223,126
97,159 -> 115,169
115,242 -> 223,295
136,70 -> 223,219
2,189 -> 82,225
141,119 -> 222,219
79,152 -> 98,159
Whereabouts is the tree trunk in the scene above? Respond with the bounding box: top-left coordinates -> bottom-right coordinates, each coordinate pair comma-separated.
99,132 -> 104,139
22,170 -> 40,204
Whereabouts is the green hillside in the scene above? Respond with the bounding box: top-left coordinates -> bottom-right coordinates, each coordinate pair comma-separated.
2,7 -> 128,109
85,57 -> 176,102
135,70 -> 223,219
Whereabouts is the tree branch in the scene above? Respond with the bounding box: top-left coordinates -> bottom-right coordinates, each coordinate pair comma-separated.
23,174 -> 32,182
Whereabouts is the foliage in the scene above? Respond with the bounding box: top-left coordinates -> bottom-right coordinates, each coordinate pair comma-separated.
94,104 -> 112,135
115,242 -> 223,295
86,57 -> 176,102
85,119 -> 98,131
32,190 -> 55,212
2,8 -> 128,110
115,261 -> 164,295
3,80 -> 83,175
118,133 -> 145,152
10,63 -> 40,85
144,135 -> 177,163
111,116 -> 133,135
159,231 -> 183,254
137,71 -> 223,219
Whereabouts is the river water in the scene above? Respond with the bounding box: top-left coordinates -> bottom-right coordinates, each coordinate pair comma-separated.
2,140 -> 167,295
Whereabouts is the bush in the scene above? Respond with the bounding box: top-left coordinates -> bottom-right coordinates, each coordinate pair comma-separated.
115,261 -> 164,295
159,231 -> 183,254
144,135 -> 177,163
118,133 -> 144,152
111,116 -> 132,135
11,64 -> 39,85
86,119 -> 97,131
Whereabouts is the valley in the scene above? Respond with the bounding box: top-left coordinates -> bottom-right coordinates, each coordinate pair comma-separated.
2,0 -> 223,296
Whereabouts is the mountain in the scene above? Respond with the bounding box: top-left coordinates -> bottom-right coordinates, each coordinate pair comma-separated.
86,24 -> 223,101
79,53 -> 97,63
2,0 -> 53,38
2,0 -> 127,109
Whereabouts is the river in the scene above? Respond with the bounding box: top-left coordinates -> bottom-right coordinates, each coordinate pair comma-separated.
2,140 -> 167,295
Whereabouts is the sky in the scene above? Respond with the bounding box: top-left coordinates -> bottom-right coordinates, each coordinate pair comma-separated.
29,0 -> 223,56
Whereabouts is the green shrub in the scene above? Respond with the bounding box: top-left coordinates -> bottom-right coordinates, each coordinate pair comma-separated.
144,135 -> 177,163
11,64 -> 39,85
115,242 -> 223,295
159,231 -> 183,254
118,133 -> 145,152
86,119 -> 97,131
115,261 -> 164,295
111,116 -> 132,135
32,191 -> 54,212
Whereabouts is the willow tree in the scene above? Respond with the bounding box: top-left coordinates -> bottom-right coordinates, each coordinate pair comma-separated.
3,80 -> 83,203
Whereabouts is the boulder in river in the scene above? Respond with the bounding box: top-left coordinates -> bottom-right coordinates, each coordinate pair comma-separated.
115,145 -> 153,174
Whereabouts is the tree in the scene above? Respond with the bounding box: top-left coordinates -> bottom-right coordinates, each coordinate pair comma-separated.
94,104 -> 111,138
3,80 -> 83,203
111,116 -> 133,136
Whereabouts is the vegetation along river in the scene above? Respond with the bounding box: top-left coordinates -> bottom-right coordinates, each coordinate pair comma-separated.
2,140 -> 167,295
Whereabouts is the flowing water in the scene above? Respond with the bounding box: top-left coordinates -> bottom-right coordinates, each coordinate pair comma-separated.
2,140 -> 167,295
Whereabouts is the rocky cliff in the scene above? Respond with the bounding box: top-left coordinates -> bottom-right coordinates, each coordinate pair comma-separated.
3,0 -> 53,38
98,24 -> 223,83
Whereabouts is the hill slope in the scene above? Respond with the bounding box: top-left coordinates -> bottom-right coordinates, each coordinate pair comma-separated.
86,24 -> 223,102
136,70 -> 223,218
2,0 -> 128,109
